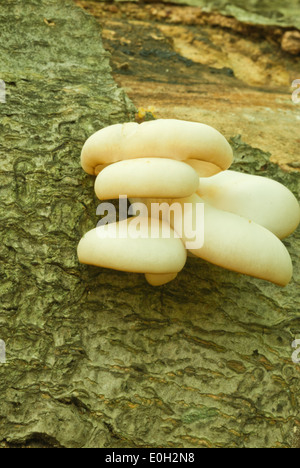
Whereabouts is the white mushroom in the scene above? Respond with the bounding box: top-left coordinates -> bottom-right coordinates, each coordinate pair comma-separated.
81,119 -> 233,176
145,273 -> 178,286
77,217 -> 187,284
134,194 -> 294,286
197,170 -> 300,239
185,160 -> 222,178
94,158 -> 200,200
79,118 -> 299,287
167,194 -> 293,286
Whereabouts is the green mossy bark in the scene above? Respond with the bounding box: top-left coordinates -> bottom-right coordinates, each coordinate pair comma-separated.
0,0 -> 299,449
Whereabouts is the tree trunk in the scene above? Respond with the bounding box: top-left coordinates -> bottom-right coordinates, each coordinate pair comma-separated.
0,0 -> 299,449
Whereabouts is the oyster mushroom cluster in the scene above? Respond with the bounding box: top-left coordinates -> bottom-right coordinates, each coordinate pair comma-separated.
78,119 -> 300,287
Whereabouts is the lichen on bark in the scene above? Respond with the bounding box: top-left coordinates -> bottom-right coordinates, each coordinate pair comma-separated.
0,0 -> 299,449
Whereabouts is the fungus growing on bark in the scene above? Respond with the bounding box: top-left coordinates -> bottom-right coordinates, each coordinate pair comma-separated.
197,170 -> 300,240
78,119 -> 300,287
168,193 -> 294,287
94,158 -> 200,200
77,218 -> 187,286
80,119 -> 233,176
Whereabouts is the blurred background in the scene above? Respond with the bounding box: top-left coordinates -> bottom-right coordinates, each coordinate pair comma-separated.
74,0 -> 300,171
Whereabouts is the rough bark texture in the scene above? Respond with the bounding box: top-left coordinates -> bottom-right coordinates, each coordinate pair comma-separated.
0,0 -> 299,449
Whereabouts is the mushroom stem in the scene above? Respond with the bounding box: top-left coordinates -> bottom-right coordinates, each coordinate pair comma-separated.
145,273 -> 178,286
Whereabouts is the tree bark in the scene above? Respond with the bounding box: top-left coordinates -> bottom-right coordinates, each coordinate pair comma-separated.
0,0 -> 299,449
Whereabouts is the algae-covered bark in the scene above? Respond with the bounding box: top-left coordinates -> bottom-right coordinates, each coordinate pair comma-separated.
0,0 -> 300,449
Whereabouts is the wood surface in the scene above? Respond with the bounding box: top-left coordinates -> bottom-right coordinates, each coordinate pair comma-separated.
0,0 -> 299,448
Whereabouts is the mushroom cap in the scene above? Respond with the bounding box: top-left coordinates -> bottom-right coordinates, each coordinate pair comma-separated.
81,119 -> 233,175
94,158 -> 200,200
77,217 -> 187,275
198,170 -> 300,239
168,194 -> 293,286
